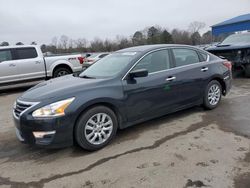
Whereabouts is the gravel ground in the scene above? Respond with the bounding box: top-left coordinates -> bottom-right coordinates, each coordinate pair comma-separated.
0,78 -> 250,188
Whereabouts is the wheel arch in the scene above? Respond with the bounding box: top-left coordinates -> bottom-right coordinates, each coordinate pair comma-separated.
52,64 -> 73,77
209,76 -> 226,95
74,101 -> 124,132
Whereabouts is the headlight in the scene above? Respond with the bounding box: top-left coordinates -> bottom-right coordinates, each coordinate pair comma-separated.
32,97 -> 75,118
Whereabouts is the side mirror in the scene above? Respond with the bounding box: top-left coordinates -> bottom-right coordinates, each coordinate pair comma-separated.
129,69 -> 148,79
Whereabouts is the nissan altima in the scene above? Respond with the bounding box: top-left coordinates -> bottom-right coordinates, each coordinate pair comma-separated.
13,44 -> 232,150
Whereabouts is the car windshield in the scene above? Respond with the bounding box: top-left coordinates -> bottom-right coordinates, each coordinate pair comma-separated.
80,52 -> 137,78
221,33 -> 250,45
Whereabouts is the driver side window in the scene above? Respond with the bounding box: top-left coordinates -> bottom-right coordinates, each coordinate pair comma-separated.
132,49 -> 170,73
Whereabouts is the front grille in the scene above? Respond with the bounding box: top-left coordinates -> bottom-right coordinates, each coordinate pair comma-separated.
14,101 -> 32,118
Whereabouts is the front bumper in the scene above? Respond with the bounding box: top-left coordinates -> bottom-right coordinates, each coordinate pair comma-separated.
13,113 -> 74,149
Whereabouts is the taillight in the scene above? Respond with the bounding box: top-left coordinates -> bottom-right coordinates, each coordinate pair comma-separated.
78,57 -> 84,64
223,61 -> 232,71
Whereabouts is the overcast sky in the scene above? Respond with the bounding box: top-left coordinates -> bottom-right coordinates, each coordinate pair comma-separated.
0,0 -> 249,45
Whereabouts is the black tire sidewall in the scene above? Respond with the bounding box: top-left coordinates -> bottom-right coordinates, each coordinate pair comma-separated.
75,106 -> 118,151
53,67 -> 71,78
203,80 -> 222,110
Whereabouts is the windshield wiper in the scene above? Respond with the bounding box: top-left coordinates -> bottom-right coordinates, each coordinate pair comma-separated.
79,75 -> 96,79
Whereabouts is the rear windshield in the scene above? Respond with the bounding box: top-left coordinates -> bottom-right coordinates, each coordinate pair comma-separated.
221,34 -> 250,45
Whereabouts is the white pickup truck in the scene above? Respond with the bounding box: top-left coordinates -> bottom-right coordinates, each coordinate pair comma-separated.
0,45 -> 84,89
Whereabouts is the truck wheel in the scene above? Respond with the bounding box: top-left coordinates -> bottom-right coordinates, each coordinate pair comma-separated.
203,80 -> 222,110
74,106 -> 118,151
53,67 -> 72,78
245,64 -> 250,78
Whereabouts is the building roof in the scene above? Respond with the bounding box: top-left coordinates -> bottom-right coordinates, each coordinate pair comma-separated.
212,13 -> 250,27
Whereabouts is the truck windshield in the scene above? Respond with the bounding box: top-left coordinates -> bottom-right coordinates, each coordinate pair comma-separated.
80,52 -> 137,78
221,33 -> 250,45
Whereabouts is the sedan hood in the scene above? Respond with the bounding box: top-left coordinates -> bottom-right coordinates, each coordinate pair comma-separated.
20,75 -> 106,102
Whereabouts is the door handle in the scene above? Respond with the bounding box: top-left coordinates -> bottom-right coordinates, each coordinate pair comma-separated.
166,76 -> 176,81
201,67 -> 208,72
9,63 -> 16,67
35,61 -> 41,64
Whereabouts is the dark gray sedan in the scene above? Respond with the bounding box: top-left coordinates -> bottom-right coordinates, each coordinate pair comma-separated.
13,44 -> 232,150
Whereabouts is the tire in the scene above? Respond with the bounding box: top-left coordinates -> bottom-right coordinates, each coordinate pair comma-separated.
74,106 -> 118,151
203,80 -> 222,110
53,67 -> 72,78
245,64 -> 250,78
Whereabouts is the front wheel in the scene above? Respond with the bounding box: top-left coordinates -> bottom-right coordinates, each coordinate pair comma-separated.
203,80 -> 222,110
75,106 -> 118,151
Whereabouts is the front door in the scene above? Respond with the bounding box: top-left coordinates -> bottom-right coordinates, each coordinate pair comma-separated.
122,49 -> 181,122
11,47 -> 45,81
0,48 -> 17,84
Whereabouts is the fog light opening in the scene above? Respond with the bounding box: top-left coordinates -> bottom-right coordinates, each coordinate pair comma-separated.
33,131 -> 56,138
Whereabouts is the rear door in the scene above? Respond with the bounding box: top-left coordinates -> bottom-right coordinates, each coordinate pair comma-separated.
11,47 -> 45,81
169,47 -> 211,105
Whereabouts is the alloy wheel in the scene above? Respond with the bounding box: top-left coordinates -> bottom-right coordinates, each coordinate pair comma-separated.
208,84 -> 221,106
84,113 -> 113,145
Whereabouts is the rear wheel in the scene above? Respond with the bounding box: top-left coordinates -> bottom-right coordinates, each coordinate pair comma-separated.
75,106 -> 118,151
203,80 -> 222,110
53,67 -> 72,78
245,64 -> 250,78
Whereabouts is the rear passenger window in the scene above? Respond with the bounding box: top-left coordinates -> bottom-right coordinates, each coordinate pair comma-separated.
172,48 -> 200,67
0,49 -> 12,62
16,48 -> 38,59
133,49 -> 171,73
200,52 -> 208,61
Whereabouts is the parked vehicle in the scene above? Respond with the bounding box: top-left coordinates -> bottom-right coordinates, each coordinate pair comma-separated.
82,53 -> 109,68
206,32 -> 250,77
0,45 -> 84,89
13,44 -> 232,150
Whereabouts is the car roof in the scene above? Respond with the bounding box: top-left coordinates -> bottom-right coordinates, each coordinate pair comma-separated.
0,45 -> 38,50
117,44 -> 201,53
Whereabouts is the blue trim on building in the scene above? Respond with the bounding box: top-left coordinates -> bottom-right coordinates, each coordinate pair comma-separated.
212,21 -> 250,36
212,14 -> 250,27
212,14 -> 250,36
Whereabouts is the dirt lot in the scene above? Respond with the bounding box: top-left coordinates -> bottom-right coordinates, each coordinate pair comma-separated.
0,79 -> 250,188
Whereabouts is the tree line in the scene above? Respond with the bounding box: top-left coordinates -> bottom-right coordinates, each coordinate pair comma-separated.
0,21 -> 229,53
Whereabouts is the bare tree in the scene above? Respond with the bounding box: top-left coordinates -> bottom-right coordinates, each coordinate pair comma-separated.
201,30 -> 212,44
51,37 -> 58,48
74,38 -> 87,49
172,29 -> 192,44
188,21 -> 206,33
132,31 -> 145,45
60,35 -> 69,50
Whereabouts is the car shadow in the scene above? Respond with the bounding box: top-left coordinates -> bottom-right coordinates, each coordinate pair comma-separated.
0,106 -> 203,164
0,86 -> 31,96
